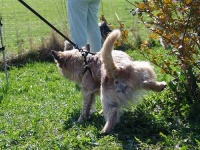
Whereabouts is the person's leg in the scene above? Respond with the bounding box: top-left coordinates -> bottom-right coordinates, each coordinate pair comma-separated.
87,0 -> 101,52
67,0 -> 89,48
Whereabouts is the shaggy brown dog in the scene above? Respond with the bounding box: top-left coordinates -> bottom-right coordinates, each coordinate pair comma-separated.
52,29 -> 166,134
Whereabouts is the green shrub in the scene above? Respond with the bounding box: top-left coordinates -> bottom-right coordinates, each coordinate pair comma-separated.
128,0 -> 200,116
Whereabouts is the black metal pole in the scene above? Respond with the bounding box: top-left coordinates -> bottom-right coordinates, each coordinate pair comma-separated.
0,18 -> 8,88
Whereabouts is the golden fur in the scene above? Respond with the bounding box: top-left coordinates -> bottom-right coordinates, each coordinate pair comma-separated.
52,29 -> 166,134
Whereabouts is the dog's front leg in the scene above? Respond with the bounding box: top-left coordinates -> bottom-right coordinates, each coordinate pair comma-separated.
78,92 -> 95,122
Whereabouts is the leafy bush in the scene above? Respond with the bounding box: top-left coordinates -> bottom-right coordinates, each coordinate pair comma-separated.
127,0 -> 200,114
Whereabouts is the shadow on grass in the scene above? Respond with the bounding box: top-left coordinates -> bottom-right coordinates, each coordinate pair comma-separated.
63,110 -> 104,131
62,105 -> 200,149
0,32 -> 63,70
112,109 -> 200,149
111,110 -> 167,149
62,107 -> 167,148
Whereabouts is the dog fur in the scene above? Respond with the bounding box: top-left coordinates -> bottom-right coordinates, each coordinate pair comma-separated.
52,29 -> 166,134
99,21 -> 112,43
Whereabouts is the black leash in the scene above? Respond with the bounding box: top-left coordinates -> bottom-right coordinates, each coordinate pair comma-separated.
18,0 -> 95,75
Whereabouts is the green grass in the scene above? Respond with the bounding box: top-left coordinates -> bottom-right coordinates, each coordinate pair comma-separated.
0,52 -> 199,149
0,0 -> 199,149
0,62 -> 122,149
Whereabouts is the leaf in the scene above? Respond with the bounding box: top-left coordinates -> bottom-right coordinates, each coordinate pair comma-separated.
149,33 -> 159,39
161,69 -> 165,74
163,0 -> 172,4
195,139 -> 200,146
114,41 -> 121,46
147,49 -> 151,54
145,23 -> 151,28
149,6 -> 155,12
185,0 -> 192,5
137,3 -> 146,10
164,60 -> 170,66
122,30 -> 128,38
159,14 -> 165,20
153,58 -> 158,64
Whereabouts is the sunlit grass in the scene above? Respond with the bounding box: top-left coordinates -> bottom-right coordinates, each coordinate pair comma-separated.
0,60 -> 199,149
0,0 -> 199,149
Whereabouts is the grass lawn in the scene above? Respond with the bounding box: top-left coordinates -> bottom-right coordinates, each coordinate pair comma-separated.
0,50 -> 199,149
0,0 -> 199,149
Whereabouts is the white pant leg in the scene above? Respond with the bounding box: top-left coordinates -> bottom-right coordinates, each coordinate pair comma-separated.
67,0 -> 88,48
87,0 -> 101,52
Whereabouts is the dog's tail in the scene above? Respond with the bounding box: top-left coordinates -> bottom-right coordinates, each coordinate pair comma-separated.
101,29 -> 121,78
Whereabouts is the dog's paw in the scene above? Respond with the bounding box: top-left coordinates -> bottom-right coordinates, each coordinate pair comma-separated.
158,81 -> 167,91
77,115 -> 84,123
100,129 -> 109,135
100,123 -> 113,135
78,114 -> 90,122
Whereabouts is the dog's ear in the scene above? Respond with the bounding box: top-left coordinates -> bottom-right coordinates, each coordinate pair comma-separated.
52,50 -> 65,67
85,44 -> 90,52
52,50 -> 60,61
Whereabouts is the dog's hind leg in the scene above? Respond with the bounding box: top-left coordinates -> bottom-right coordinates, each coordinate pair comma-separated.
101,100 -> 119,134
142,80 -> 166,92
78,92 -> 95,122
